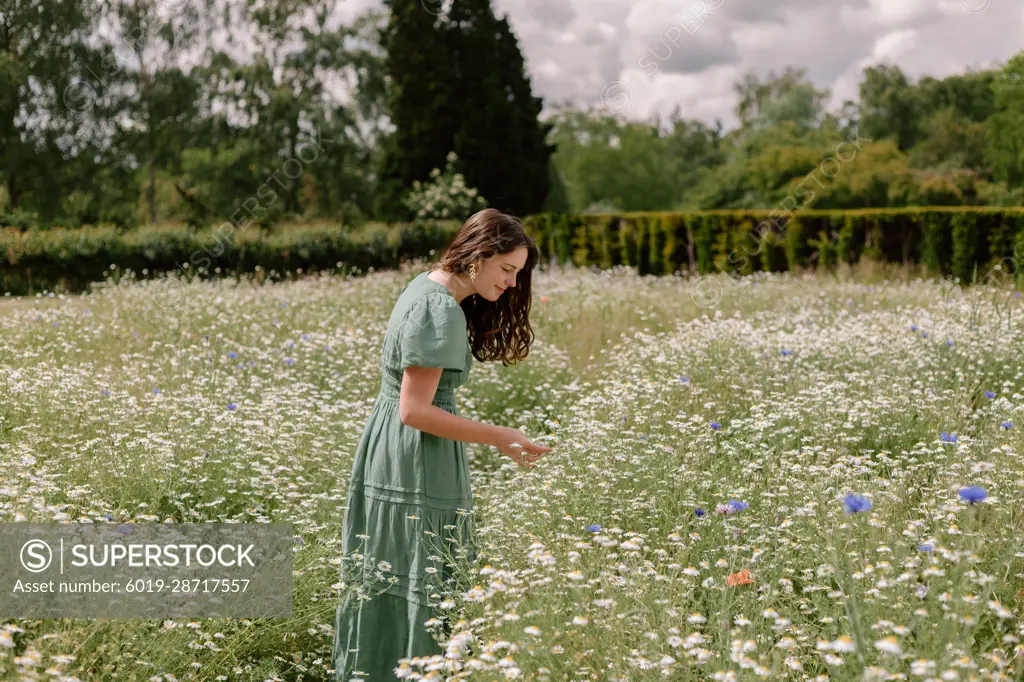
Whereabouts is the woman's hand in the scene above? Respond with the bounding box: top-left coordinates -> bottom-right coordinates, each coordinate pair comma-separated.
491,426 -> 553,468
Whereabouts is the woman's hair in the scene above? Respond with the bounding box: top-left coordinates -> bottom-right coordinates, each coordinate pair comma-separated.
431,208 -> 540,366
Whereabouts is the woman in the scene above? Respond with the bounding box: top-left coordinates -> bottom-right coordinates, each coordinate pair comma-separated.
332,208 -> 554,680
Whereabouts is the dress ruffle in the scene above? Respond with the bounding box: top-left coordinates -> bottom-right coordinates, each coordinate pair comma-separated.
333,395 -> 477,680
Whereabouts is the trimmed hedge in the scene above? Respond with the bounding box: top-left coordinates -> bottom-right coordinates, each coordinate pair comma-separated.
0,221 -> 461,295
5,208 -> 1024,296
522,208 -> 1024,283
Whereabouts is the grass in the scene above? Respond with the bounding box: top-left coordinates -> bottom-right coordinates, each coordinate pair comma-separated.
1,260 -> 1023,680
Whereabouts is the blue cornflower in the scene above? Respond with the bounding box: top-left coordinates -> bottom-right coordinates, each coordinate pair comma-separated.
101,389 -> 111,396
984,390 -> 996,399
843,494 -> 872,514
152,388 -> 161,395
284,358 -> 295,366
105,513 -> 113,521
916,542 -> 934,552
227,403 -> 237,411
710,422 -> 721,431
1001,421 -> 1013,430
301,334 -> 310,341
921,332 -> 928,338
694,509 -> 706,517
727,500 -> 749,513
909,325 -> 918,332
940,432 -> 957,443
133,331 -> 140,337
781,349 -> 793,356
586,524 -> 601,532
227,351 -> 238,359
959,486 -> 987,505
679,376 -> 690,384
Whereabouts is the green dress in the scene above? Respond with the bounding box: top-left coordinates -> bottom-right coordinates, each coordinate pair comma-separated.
333,271 -> 478,680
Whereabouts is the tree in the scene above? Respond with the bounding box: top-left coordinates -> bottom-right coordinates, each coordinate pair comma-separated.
544,106 -> 724,213
734,67 -> 828,132
100,0 -> 204,225
546,108 -> 673,212
177,0 -> 370,227
0,0 -> 105,218
986,52 -> 1024,187
858,64 -> 922,151
542,159 -> 570,213
917,70 -> 997,123
373,0 -> 455,220
377,0 -> 553,220
909,107 -> 988,171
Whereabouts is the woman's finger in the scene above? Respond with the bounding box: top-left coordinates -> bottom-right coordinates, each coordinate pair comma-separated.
513,452 -> 535,468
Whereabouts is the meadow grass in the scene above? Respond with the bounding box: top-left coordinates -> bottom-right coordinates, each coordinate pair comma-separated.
0,261 -> 1023,681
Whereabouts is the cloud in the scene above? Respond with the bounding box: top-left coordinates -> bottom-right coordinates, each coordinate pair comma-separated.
342,0 -> 1022,128
518,0 -> 576,29
623,2 -> 740,77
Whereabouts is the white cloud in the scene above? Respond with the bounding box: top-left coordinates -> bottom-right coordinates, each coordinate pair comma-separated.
341,0 -> 1022,129
871,30 -> 919,62
867,0 -> 934,26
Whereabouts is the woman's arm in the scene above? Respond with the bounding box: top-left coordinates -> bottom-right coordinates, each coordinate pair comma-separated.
398,366 -> 498,446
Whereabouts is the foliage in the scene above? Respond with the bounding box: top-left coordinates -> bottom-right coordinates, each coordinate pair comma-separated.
986,53 -> 1024,187
401,152 -> 489,222
0,0 -> 379,229
376,0 -> 553,220
0,220 -> 460,295
524,207 -> 1024,280
1,1 -> 1023,229
546,106 -> 724,213
549,57 -> 1024,215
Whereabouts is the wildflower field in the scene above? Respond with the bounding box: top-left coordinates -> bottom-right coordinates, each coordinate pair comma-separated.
2,263 -> 1024,681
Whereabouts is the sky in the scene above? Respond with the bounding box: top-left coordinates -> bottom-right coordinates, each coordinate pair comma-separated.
337,0 -> 1022,130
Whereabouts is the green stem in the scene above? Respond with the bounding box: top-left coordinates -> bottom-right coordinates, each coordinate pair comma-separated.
829,527 -> 867,668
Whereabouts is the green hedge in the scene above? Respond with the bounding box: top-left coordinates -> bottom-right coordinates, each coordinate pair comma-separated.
0,221 -> 460,295
522,208 -> 1024,282
5,209 -> 1024,296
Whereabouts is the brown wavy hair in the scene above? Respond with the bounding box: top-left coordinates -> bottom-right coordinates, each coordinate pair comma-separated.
430,208 -> 540,366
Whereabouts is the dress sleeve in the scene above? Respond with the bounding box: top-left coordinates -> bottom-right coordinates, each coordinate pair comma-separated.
398,297 -> 466,372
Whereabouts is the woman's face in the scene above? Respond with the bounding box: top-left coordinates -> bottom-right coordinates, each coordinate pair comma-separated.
475,247 -> 529,301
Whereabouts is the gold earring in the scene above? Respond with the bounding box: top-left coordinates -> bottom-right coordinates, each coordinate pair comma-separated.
468,262 -> 477,282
